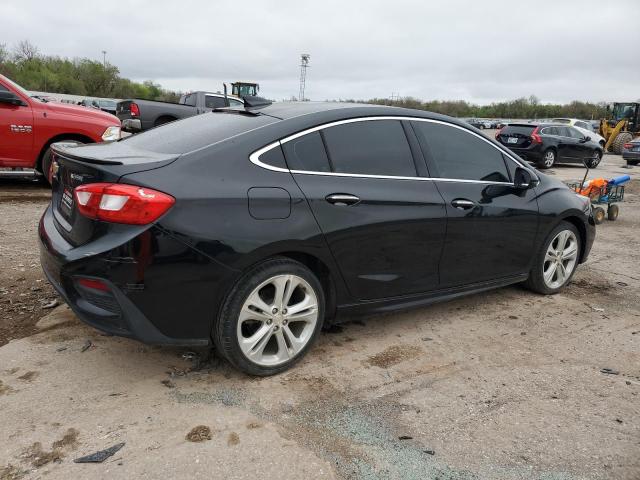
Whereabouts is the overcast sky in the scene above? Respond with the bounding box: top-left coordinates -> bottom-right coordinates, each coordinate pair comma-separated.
4,0 -> 639,103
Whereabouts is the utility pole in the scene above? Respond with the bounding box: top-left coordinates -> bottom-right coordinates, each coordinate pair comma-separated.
298,54 -> 310,101
102,50 -> 107,67
390,92 -> 400,105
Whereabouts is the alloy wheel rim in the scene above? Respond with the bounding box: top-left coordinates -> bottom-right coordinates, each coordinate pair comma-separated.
592,151 -> 601,166
543,230 -> 578,289
544,151 -> 555,167
237,274 -> 318,367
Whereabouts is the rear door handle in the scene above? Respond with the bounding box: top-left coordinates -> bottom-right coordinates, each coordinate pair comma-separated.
451,198 -> 475,210
326,193 -> 360,206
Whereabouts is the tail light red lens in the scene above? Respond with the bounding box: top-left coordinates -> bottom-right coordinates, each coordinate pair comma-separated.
495,127 -> 503,140
530,126 -> 542,144
130,102 -> 140,117
77,278 -> 110,292
74,183 -> 175,225
623,143 -> 633,149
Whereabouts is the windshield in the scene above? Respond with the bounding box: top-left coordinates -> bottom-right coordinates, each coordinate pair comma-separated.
612,103 -> 637,121
0,75 -> 31,99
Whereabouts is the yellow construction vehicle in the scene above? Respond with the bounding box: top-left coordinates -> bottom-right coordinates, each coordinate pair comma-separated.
600,102 -> 640,154
231,82 -> 259,98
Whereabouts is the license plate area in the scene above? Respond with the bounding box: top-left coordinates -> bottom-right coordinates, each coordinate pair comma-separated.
59,188 -> 74,218
507,137 -> 518,144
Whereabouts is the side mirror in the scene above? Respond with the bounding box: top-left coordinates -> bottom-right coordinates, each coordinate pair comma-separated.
0,91 -> 27,106
514,167 -> 537,189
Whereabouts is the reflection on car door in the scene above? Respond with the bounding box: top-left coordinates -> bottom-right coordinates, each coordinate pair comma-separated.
556,126 -> 579,160
284,119 -> 447,301
412,120 -> 539,288
567,127 -> 592,161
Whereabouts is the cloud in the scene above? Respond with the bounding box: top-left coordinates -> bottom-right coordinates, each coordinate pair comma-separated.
3,0 -> 639,103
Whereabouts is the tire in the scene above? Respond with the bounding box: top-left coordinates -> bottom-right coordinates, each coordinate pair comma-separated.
214,257 -> 325,376
593,206 -> 606,225
626,160 -> 639,166
40,140 -> 84,185
538,149 -> 556,169
612,132 -> 633,155
586,150 -> 602,168
607,204 -> 619,221
524,221 -> 581,295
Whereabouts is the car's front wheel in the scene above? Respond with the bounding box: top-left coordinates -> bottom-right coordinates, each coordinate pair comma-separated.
214,258 -> 325,376
586,150 -> 602,168
524,221 -> 581,294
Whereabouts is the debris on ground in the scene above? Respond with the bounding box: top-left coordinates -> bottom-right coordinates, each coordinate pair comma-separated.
185,426 -> 212,442
41,299 -> 58,309
600,368 -> 620,375
161,379 -> 175,389
227,432 -> 240,446
73,442 -> 125,463
423,449 -> 436,455
398,435 -> 413,440
80,340 -> 92,352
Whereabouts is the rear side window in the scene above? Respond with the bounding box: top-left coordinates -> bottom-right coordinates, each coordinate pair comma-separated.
541,126 -> 559,136
413,121 -> 510,183
205,95 -> 227,109
259,145 -> 287,169
556,126 -> 571,137
322,120 -> 416,176
567,127 -> 584,139
282,132 -> 331,172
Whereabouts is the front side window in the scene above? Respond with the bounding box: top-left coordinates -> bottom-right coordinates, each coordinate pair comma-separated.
322,120 -> 416,176
413,121 -> 510,183
567,127 -> 584,139
182,94 -> 197,107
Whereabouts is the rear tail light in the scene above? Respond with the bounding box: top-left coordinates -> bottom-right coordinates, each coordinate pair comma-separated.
495,127 -> 503,140
530,126 -> 542,144
130,102 -> 140,117
623,143 -> 633,149
74,183 -> 175,225
77,278 -> 110,292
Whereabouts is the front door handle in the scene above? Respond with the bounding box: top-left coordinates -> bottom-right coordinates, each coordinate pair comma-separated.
326,193 -> 360,206
451,198 -> 475,210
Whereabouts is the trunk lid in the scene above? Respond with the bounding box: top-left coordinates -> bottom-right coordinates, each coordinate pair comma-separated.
497,124 -> 535,148
50,141 -> 178,247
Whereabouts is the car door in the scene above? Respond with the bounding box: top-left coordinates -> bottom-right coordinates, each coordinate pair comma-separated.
567,126 -> 592,161
0,82 -> 34,166
284,118 -> 447,301
411,120 -> 539,288
555,126 -> 579,160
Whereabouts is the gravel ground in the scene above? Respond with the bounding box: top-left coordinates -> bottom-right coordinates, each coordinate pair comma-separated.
0,153 -> 639,480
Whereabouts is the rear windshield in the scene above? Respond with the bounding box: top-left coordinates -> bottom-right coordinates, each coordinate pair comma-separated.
502,125 -> 535,135
122,112 -> 277,154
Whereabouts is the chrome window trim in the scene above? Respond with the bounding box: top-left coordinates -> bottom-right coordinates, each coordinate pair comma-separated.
249,116 -> 528,185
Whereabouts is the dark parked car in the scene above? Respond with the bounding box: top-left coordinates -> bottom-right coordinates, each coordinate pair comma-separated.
116,91 -> 244,132
495,123 -> 603,169
622,137 -> 640,165
39,103 -> 595,375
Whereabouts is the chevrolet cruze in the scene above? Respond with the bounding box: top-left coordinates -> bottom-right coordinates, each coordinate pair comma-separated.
39,101 -> 595,375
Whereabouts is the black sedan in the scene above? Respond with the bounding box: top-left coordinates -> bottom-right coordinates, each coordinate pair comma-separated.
622,138 -> 640,165
40,102 -> 595,375
496,123 -> 603,169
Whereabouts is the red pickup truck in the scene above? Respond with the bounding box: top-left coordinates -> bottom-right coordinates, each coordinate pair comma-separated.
0,74 -> 121,183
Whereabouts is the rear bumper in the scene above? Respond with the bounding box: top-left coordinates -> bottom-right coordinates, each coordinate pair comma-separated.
39,205 -> 235,346
622,150 -> 640,162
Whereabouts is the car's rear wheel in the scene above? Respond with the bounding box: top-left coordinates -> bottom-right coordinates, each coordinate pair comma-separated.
214,258 -> 325,376
538,149 -> 556,169
524,221 -> 581,294
586,150 -> 602,168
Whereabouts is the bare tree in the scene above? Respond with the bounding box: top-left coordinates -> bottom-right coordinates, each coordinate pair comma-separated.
0,43 -> 8,63
13,40 -> 39,61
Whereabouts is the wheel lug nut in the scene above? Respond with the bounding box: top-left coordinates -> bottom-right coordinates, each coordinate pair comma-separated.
282,308 -> 288,314
283,319 -> 288,325
266,319 -> 272,325
272,308 -> 278,314
274,325 -> 279,331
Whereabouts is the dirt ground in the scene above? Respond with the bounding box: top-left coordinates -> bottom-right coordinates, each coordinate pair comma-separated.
0,154 -> 639,480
